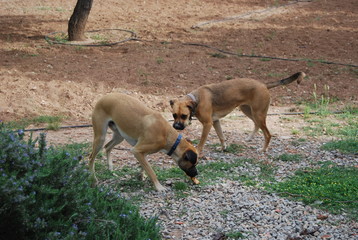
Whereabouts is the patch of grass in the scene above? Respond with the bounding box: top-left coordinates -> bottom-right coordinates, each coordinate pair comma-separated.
316,111 -> 357,154
52,33 -> 68,43
224,143 -> 246,154
90,34 -> 105,41
173,181 -> 188,191
198,161 -> 243,184
172,182 -> 190,198
257,161 -> 276,182
95,162 -> 147,192
20,53 -> 39,58
195,158 -> 275,186
90,34 -> 109,44
209,143 -> 245,154
306,60 -> 315,67
267,72 -> 287,78
75,46 -> 84,51
226,231 -> 245,239
302,119 -> 340,137
321,139 -> 358,154
4,115 -> 64,130
210,52 -> 227,58
275,153 -> 303,162
137,69 -> 150,85
267,164 -> 358,220
290,138 -> 307,147
291,128 -> 300,135
157,166 -> 186,181
260,58 -> 271,62
265,30 -> 277,41
156,57 -> 164,64
302,83 -> 339,116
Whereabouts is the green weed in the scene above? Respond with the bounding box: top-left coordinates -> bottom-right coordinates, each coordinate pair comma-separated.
260,58 -> 271,62
291,129 -> 300,135
290,138 -> 307,146
209,143 -> 245,154
267,164 -> 358,220
4,115 -> 64,130
321,140 -> 357,154
156,57 -> 164,64
224,143 -> 246,154
275,153 -> 303,162
210,52 -> 227,58
53,33 -> 68,43
226,231 -> 245,239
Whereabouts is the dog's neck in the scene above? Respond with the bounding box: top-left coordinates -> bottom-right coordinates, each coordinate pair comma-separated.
186,92 -> 198,119
187,93 -> 197,103
167,134 -> 182,156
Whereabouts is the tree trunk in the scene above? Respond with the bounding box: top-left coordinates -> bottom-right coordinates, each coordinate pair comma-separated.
68,0 -> 93,41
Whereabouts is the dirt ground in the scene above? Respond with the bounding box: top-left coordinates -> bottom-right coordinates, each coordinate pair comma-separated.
0,0 -> 357,141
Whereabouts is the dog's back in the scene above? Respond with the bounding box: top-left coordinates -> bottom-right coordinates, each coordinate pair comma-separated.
200,78 -> 269,108
92,93 -> 164,142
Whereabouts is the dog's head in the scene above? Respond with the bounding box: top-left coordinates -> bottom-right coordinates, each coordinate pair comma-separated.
173,138 -> 198,178
178,149 -> 198,178
169,99 -> 195,130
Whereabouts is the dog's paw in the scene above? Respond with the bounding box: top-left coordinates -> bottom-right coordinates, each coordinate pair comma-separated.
221,143 -> 227,152
155,184 -> 167,192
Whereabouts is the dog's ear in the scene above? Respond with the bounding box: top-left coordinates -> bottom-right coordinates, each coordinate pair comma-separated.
187,104 -> 193,111
169,99 -> 176,107
186,101 -> 197,118
184,150 -> 197,165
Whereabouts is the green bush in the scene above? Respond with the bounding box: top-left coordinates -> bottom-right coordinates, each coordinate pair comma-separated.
0,125 -> 160,240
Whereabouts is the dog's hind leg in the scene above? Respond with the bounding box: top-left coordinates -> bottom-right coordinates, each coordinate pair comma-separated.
104,121 -> 124,171
240,105 -> 259,141
250,107 -> 271,152
89,115 -> 109,186
213,120 -> 227,151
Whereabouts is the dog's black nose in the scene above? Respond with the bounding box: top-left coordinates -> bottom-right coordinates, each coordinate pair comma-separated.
173,122 -> 185,130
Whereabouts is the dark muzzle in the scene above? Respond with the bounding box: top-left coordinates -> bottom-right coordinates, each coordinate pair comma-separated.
183,166 -> 198,178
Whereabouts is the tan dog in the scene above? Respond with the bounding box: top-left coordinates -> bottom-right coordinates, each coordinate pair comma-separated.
170,72 -> 305,155
89,93 -> 199,191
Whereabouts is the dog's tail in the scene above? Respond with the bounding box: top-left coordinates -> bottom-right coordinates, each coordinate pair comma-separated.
266,72 -> 306,89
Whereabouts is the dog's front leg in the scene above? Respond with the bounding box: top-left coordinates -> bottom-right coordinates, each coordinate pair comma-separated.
213,120 -> 227,151
132,149 -> 166,191
197,122 -> 213,156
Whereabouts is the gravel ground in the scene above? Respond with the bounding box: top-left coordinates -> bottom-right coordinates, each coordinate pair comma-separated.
32,109 -> 357,240
121,135 -> 357,240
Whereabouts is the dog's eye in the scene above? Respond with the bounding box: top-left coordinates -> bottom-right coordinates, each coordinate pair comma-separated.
173,113 -> 178,119
181,114 -> 187,120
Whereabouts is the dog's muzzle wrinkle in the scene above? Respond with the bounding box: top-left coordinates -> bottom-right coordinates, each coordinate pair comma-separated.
173,122 -> 185,130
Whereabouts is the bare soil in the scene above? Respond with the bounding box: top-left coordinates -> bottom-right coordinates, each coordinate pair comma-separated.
0,0 -> 357,148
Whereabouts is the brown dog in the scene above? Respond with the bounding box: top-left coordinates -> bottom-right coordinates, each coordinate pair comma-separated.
170,72 -> 305,155
89,93 -> 199,191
